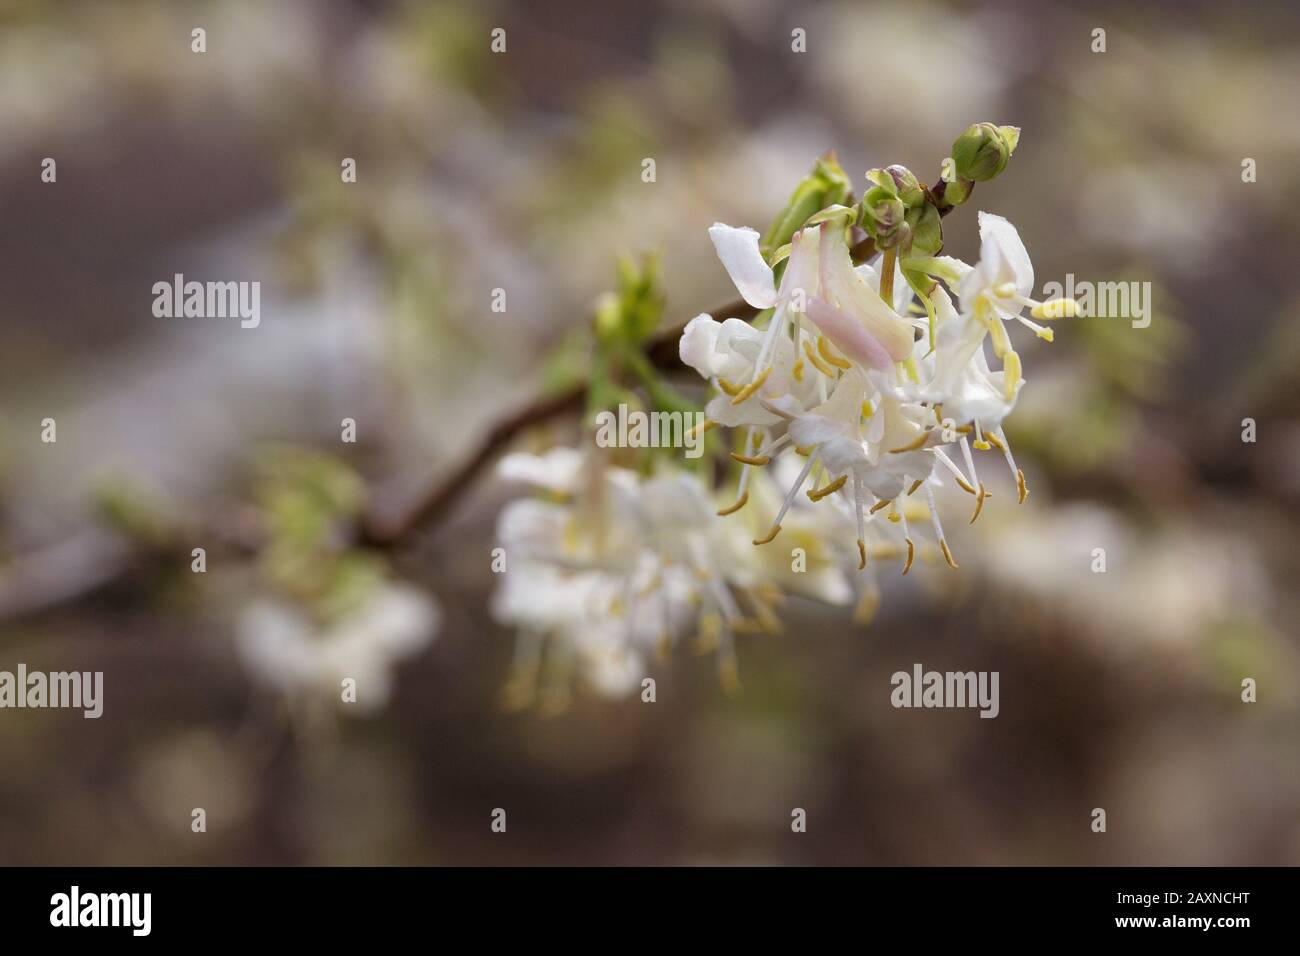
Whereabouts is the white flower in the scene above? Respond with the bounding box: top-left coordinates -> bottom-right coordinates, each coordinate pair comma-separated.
942,212 -> 1079,403
679,314 -> 813,428
490,450 -> 771,702
236,582 -> 439,714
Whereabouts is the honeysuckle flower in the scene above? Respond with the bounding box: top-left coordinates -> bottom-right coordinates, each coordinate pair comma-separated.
749,367 -> 959,571
235,581 -> 439,714
679,313 -> 815,428
943,212 -> 1079,404
491,449 -> 785,703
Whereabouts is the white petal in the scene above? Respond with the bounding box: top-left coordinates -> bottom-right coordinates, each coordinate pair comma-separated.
498,447 -> 585,493
788,413 -> 850,448
709,223 -> 777,309
977,211 -> 1034,296
678,313 -> 722,377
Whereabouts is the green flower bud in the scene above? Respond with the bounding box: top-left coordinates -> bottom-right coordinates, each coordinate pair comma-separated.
861,185 -> 908,248
905,201 -> 943,259
884,164 -> 925,207
760,152 -> 853,259
951,122 -> 1020,182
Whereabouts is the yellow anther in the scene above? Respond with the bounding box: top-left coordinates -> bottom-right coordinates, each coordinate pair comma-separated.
1003,351 -> 1022,400
853,589 -> 880,626
969,482 -> 988,524
817,336 -> 852,370
717,378 -> 742,396
902,538 -> 915,575
985,431 -> 1005,451
792,358 -> 805,382
907,478 -> 924,496
730,365 -> 772,404
753,605 -> 783,636
752,525 -> 782,546
794,444 -> 814,456
940,539 -> 959,570
988,318 -> 1012,359
801,339 -> 837,377
953,474 -> 976,495
1031,297 -> 1079,320
1036,327 -> 1055,343
695,613 -> 722,653
887,510 -> 901,523
901,500 -> 930,522
716,491 -> 749,516
730,452 -> 770,466
685,418 -> 718,441
1016,468 -> 1028,504
861,400 -> 875,418
857,539 -> 867,570
869,499 -> 892,514
807,474 -> 847,501
889,430 -> 931,454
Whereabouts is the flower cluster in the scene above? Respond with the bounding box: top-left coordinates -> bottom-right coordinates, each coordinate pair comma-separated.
682,207 -> 1075,578
490,126 -> 1079,704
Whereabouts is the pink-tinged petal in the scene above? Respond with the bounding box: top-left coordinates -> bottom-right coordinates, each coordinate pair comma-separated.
806,296 -> 893,370
817,223 -> 916,361
708,223 -> 777,309
775,226 -> 819,312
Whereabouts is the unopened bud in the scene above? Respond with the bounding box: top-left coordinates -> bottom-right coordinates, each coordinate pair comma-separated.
861,185 -> 908,247
884,165 -> 925,207
951,123 -> 1020,182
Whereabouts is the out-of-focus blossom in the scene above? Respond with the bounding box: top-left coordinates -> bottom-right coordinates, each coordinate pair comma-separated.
236,581 -> 439,714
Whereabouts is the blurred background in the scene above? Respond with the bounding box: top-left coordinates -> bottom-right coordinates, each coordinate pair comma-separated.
1,0 -> 1299,865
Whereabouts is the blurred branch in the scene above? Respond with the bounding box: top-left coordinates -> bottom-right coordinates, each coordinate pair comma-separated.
0,529 -> 131,620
